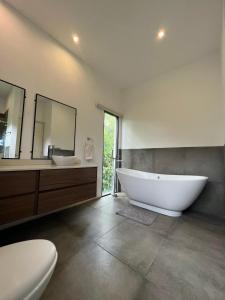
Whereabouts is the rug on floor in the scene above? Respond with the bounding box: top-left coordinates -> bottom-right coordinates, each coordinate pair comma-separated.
116,205 -> 157,225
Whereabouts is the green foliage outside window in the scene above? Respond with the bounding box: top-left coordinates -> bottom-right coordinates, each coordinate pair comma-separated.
102,113 -> 117,194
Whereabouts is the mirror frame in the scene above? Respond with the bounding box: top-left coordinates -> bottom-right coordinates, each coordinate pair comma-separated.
31,94 -> 77,160
0,78 -> 26,160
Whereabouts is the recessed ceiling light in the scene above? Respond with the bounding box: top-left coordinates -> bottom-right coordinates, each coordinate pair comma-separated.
73,34 -> 80,44
157,29 -> 166,40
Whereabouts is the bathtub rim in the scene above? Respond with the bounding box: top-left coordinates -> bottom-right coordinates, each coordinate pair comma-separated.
116,168 -> 208,182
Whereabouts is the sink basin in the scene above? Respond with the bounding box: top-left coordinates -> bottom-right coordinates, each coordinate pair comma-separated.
52,155 -> 81,166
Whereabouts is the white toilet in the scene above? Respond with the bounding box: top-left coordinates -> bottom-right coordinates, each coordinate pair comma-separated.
0,239 -> 58,300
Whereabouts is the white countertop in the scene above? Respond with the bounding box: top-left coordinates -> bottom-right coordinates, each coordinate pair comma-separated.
0,164 -> 97,172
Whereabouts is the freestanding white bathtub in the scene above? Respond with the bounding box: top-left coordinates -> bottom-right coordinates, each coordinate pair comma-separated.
116,168 -> 208,217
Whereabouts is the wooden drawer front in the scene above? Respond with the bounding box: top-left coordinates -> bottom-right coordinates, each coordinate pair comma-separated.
0,171 -> 36,198
0,194 -> 35,225
38,183 -> 97,214
39,167 -> 97,191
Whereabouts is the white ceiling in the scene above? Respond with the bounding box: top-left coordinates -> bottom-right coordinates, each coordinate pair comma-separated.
6,0 -> 222,89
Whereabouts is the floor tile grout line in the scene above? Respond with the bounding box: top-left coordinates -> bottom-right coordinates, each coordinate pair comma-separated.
90,195 -> 129,209
96,230 -> 168,281
89,196 -> 121,210
95,215 -> 173,279
92,204 -> 126,214
58,206 -> 128,246
96,243 -> 148,281
94,217 -> 127,241
143,237 -> 169,278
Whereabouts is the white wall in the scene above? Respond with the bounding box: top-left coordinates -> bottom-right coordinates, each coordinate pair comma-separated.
0,97 -> 7,113
0,2 -> 122,195
121,52 -> 223,149
4,87 -> 24,158
222,0 -> 225,141
36,99 -> 75,156
51,103 -> 75,151
35,99 -> 52,157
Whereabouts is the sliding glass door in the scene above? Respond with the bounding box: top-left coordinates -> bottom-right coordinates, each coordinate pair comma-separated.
102,112 -> 119,196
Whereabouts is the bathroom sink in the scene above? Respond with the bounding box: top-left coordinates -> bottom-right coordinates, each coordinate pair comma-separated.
52,155 -> 81,166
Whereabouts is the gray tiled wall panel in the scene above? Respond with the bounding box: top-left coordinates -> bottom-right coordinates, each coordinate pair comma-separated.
121,147 -> 225,218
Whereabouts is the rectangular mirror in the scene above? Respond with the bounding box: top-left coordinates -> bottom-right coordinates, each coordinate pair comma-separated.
0,79 -> 25,159
32,94 -> 77,159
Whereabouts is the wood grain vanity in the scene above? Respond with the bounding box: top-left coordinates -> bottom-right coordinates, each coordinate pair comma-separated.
0,166 -> 97,226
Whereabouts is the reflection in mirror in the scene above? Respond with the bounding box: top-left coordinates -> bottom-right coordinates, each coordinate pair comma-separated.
32,94 -> 77,159
0,79 -> 25,159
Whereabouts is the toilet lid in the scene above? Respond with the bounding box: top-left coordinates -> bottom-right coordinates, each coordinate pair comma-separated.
0,239 -> 57,300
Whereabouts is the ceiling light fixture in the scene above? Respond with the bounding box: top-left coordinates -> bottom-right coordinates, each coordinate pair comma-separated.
73,34 -> 80,44
157,29 -> 166,40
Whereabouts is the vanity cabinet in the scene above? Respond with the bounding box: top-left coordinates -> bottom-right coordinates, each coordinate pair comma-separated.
38,183 -> 96,214
0,167 -> 97,226
39,168 -> 97,191
0,195 -> 35,225
0,171 -> 37,225
38,167 -> 97,214
0,171 -> 37,198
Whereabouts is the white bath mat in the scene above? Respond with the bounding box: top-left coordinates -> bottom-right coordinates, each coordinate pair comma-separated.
116,205 -> 157,226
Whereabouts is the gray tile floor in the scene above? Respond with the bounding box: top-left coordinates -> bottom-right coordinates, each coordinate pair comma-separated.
1,195 -> 225,300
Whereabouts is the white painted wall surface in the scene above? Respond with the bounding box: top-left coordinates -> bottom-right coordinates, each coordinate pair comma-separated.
0,3 -> 122,195
35,99 -> 52,157
222,0 -> 225,142
0,97 -> 7,113
50,103 -> 75,151
4,87 -> 23,158
36,99 -> 75,156
121,52 -> 223,149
